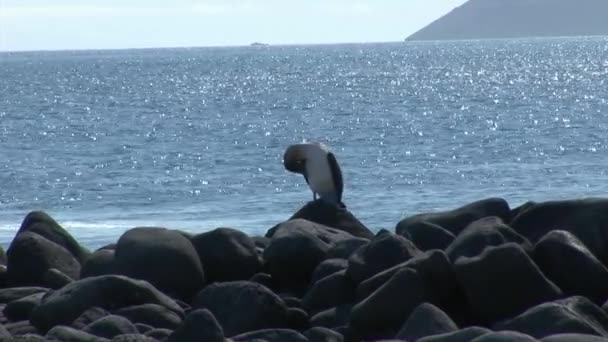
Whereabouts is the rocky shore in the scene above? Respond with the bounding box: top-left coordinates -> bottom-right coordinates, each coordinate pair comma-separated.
1,197 -> 608,341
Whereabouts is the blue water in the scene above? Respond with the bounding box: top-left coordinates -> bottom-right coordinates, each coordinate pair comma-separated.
2,37 -> 608,250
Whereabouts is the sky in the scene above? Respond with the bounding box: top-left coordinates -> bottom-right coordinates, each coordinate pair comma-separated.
0,0 -> 468,51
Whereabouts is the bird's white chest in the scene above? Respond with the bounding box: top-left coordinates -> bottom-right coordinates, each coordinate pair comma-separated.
306,156 -> 334,193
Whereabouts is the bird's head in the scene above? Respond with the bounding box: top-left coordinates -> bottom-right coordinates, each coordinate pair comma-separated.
283,144 -> 308,174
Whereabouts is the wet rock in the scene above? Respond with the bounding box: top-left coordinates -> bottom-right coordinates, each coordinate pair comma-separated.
192,280 -> 289,337
396,198 -> 511,236
111,333 -> 158,341
304,327 -> 343,342
454,243 -> 562,324
310,304 -> 353,329
471,331 -> 538,341
83,315 -> 138,339
281,295 -> 302,309
134,324 -> 153,333
5,320 -> 40,336
510,198 -> 608,265
231,328 -> 309,342
46,325 -> 109,341
350,268 -> 429,339
7,232 -> 81,286
43,268 -> 73,289
3,292 -> 45,322
252,236 -> 271,249
396,303 -> 458,341
71,307 -> 110,330
286,199 -> 374,239
310,259 -> 349,285
302,270 -> 355,315
286,307 -> 310,331
191,227 -> 262,283
326,238 -> 370,259
80,249 -> 115,278
144,328 -> 173,340
346,233 -> 422,284
418,326 -> 492,342
264,219 -> 353,293
30,275 -> 182,332
494,296 -> 608,339
0,287 -> 48,304
114,227 -> 205,301
16,211 -> 89,264
115,303 -> 182,330
446,217 -> 532,262
399,221 -> 456,251
533,230 -> 608,304
167,309 -> 224,342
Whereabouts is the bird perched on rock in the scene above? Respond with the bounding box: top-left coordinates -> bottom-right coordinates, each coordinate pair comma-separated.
283,142 -> 345,207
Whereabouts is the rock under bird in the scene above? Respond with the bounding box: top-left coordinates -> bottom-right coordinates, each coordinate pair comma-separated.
283,142 -> 344,207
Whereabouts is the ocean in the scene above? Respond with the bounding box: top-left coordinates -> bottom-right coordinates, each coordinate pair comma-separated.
1,37 -> 608,250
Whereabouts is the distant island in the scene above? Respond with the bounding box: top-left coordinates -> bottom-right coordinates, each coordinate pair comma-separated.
407,0 -> 608,41
250,42 -> 269,47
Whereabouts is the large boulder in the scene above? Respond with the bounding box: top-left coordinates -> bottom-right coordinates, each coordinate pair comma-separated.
115,304 -> 182,330
302,270 -> 355,315
399,221 -> 455,251
80,249 -> 115,278
510,198 -> 608,265
45,325 -> 108,342
286,199 -> 374,239
191,227 -> 262,283
231,328 -> 309,342
83,315 -> 138,339
346,233 -> 422,284
396,303 -> 458,341
350,268 -> 430,340
3,292 -> 45,321
168,309 -> 224,342
192,280 -> 291,337
0,287 -> 48,303
396,198 -> 511,236
541,334 -> 608,341
30,275 -> 183,332
114,227 -> 205,301
304,327 -> 344,342
494,296 -> 608,339
6,231 -> 81,286
310,259 -> 349,285
454,243 -> 562,324
446,217 -> 532,262
16,211 -> 89,264
470,331 -> 538,341
326,238 -> 370,259
533,230 -> 608,304
418,327 -> 492,342
264,219 -> 353,293
310,303 -> 353,329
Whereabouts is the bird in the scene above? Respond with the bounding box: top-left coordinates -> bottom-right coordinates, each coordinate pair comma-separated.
283,142 -> 345,207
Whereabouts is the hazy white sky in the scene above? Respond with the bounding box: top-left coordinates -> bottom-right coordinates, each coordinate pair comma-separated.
0,0 -> 467,51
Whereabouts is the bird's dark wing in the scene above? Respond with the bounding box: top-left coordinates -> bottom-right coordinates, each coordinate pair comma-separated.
302,167 -> 311,185
326,152 -> 343,202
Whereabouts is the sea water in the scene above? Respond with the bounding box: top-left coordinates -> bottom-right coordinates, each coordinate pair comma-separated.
1,37 -> 608,249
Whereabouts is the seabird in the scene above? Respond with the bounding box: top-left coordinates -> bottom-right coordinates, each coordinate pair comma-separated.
283,142 -> 344,207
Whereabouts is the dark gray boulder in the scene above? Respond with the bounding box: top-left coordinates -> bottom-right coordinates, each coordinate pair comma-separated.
350,268 -> 429,340
6,232 -> 81,286
111,333 -> 158,341
80,249 -> 115,278
71,307 -> 110,330
418,327 -> 492,342
304,327 -> 343,342
510,198 -> 608,265
114,227 -> 205,301
310,259 -> 349,285
5,320 -> 40,336
302,270 -> 355,315
167,309 -> 224,342
83,315 -> 138,339
144,328 -> 172,340
346,233 -> 422,284
191,280 -> 290,337
3,292 -> 45,322
399,221 -> 456,251
494,296 -> 608,339
285,199 -> 374,239
264,219 -> 353,293
396,303 -> 458,341
396,198 -> 511,236
541,334 -> 608,341
46,325 -> 109,341
0,287 -> 48,304
471,331 -> 538,341
16,210 -> 89,264
326,238 -> 370,259
191,227 -> 262,283
533,230 -> 608,304
446,216 -> 532,262
310,304 -> 353,329
454,243 -> 562,324
115,303 -> 182,330
231,328 -> 309,342
43,268 -> 73,289
30,275 -> 183,332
